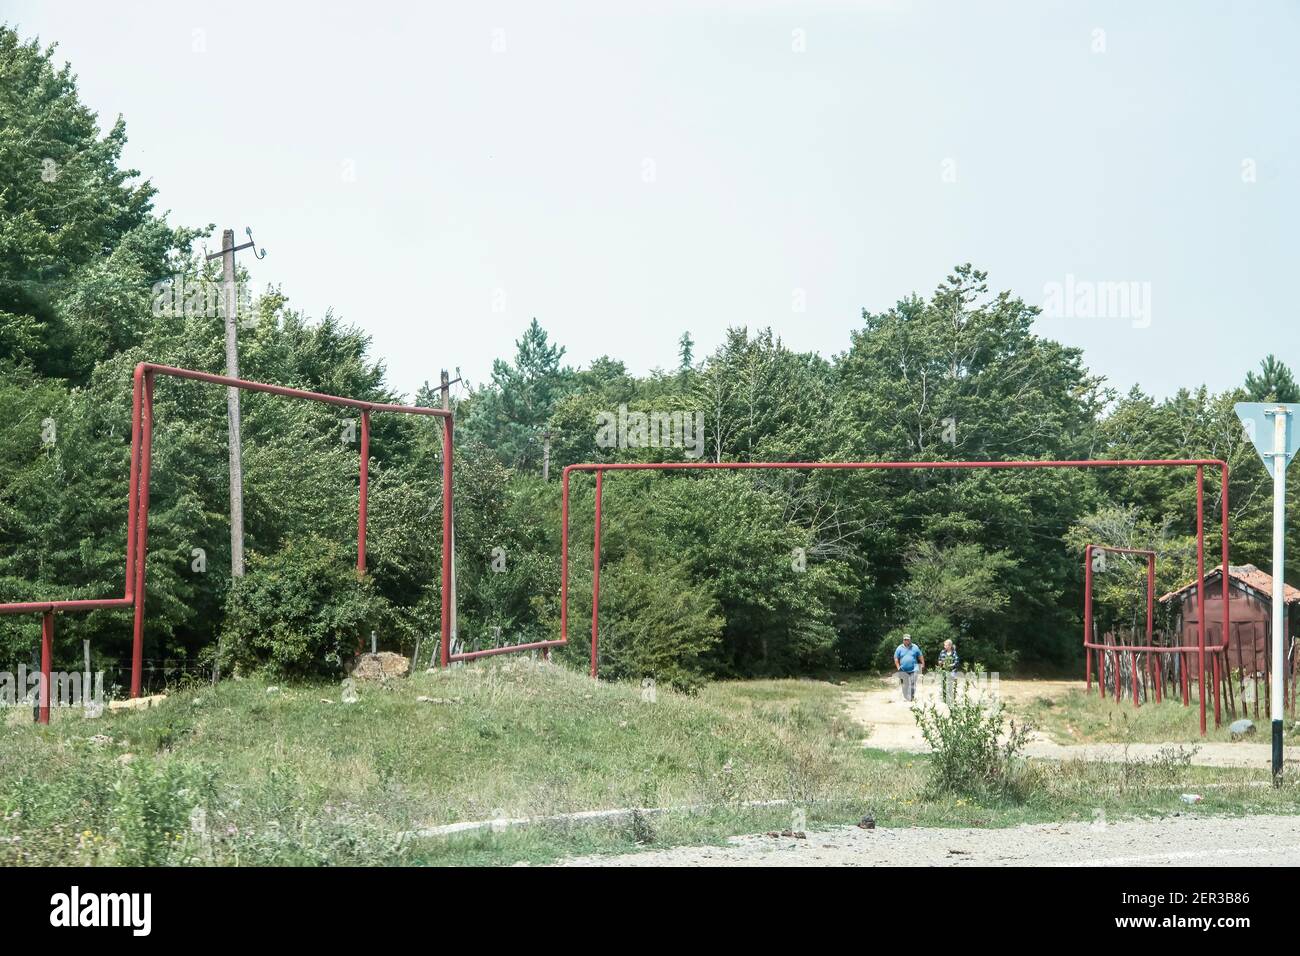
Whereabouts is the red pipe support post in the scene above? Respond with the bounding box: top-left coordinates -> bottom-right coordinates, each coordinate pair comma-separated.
1084,544 -> 1093,693
439,414 -> 454,668
358,410 -> 370,575
38,611 -> 53,725
130,371 -> 154,699
590,469 -> 604,679
1196,466 -> 1207,735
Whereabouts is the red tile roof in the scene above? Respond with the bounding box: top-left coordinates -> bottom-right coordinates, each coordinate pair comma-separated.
1158,564 -> 1300,605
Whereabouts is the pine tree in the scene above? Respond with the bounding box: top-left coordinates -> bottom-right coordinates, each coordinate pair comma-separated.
1244,355 -> 1300,403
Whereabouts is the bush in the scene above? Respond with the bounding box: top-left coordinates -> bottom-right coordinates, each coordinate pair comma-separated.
589,554 -> 722,692
911,675 -> 1033,801
219,536 -> 389,678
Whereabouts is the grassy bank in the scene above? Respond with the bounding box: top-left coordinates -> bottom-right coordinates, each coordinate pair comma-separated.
2,659 -> 1298,865
1015,686 -> 1300,745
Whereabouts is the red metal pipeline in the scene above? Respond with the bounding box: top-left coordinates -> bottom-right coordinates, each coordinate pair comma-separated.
450,639 -> 567,662
1148,554 -> 1161,703
565,458 -> 1231,477
124,364 -> 143,598
1084,642 -> 1223,652
1,362 -> 456,702
563,458 -> 1233,739
1083,544 -> 1158,705
1196,466 -> 1206,735
1146,554 -> 1155,647
562,458 -> 1230,652
1084,545 -> 1093,693
0,598 -> 132,616
129,372 -> 154,699
1219,466 -> 1230,728
137,363 -> 452,418
439,414 -> 454,668
590,469 -> 604,679
559,466 -> 570,656
358,410 -> 370,575
38,611 -> 53,725
1222,464 -> 1230,689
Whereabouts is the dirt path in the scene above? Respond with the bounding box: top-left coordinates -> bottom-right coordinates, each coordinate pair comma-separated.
556,814 -> 1300,866
847,676 -> 1292,769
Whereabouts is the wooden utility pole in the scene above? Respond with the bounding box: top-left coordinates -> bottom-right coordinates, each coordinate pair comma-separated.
206,228 -> 264,579
542,429 -> 552,481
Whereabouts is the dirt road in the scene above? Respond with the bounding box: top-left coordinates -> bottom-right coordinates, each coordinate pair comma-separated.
847,676 -> 1292,769
557,814 -> 1300,866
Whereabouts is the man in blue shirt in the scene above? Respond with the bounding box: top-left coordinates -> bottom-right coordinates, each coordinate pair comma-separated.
894,634 -> 925,702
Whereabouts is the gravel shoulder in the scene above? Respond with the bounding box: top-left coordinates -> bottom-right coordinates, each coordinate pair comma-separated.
557,814 -> 1300,867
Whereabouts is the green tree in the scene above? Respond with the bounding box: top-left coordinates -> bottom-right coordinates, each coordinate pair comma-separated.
1244,354 -> 1300,403
884,541 -> 1018,668
461,319 -> 574,471
0,27 -> 196,381
834,264 -> 1103,667
677,331 -> 694,375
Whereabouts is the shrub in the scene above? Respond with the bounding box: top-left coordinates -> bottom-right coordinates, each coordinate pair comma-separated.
219,536 -> 389,678
589,554 -> 722,692
911,676 -> 1033,801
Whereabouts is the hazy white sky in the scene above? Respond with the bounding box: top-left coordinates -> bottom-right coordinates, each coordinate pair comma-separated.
6,0 -> 1297,400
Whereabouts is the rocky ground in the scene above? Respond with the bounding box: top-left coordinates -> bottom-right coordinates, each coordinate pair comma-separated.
557,814 -> 1300,867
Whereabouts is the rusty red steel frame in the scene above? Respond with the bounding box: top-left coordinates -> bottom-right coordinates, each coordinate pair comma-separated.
0,363 -> 455,723
561,458 -> 1230,736
1082,542 -> 1230,721
1084,545 -> 1158,708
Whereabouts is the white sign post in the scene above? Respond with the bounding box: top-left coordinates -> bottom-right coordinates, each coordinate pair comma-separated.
1236,402 -> 1300,784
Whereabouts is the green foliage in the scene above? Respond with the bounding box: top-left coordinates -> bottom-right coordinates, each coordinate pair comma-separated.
110,759 -> 215,866
882,541 -> 1017,669
219,537 -> 387,678
832,265 -> 1104,667
591,554 -> 723,692
1,25 -> 1294,689
461,318 -> 573,472
0,27 -> 197,381
1245,354 -> 1299,403
911,678 -> 1034,800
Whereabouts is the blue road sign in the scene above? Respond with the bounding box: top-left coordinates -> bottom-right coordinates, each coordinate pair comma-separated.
1235,402 -> 1300,478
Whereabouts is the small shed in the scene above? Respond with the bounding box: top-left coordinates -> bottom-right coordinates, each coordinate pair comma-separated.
1158,564 -> 1299,674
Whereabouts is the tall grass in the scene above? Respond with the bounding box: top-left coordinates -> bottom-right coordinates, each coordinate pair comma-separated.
1,660 -> 1296,865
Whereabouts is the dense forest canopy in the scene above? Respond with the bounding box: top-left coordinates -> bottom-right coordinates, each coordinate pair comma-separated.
2,25 -> 1296,691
